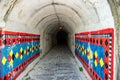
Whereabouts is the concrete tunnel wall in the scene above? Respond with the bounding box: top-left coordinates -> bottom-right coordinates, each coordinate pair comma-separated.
0,0 -> 117,80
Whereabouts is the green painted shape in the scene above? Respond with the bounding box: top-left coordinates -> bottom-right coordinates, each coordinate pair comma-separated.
79,67 -> 83,72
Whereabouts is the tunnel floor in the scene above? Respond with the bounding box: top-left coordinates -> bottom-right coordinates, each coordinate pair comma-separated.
22,46 -> 89,80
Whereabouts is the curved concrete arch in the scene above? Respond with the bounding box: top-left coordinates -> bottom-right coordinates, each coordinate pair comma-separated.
28,5 -> 85,29
43,21 -> 73,34
28,2 -> 85,22
39,18 -> 76,34
34,13 -> 77,28
35,13 -> 78,29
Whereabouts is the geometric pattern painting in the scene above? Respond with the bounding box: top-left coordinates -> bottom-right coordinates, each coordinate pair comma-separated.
0,30 -> 40,80
75,28 -> 114,80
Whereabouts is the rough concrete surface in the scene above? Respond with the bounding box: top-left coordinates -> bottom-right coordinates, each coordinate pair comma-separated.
22,46 -> 89,80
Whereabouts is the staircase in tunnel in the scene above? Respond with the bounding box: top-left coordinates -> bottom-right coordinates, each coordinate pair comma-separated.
0,0 -> 117,80
22,46 -> 90,80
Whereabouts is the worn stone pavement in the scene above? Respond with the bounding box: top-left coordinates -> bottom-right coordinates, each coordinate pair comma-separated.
22,46 -> 89,80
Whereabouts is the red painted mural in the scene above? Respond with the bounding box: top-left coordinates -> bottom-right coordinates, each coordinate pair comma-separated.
75,28 -> 114,80
0,30 -> 40,80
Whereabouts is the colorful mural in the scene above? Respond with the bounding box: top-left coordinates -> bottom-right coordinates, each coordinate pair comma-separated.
0,30 -> 40,80
75,28 -> 114,80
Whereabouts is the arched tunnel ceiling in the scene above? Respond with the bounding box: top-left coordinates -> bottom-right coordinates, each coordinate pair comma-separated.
0,0 -> 114,33
43,21 -> 73,35
39,14 -> 77,33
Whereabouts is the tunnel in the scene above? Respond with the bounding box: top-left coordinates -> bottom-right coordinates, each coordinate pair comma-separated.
56,30 -> 68,45
0,0 -> 119,80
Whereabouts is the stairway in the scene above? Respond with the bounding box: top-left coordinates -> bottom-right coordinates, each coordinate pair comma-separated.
22,46 -> 89,80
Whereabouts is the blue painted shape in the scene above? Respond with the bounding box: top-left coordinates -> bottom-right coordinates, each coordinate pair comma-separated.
1,41 -> 40,77
75,40 -> 104,79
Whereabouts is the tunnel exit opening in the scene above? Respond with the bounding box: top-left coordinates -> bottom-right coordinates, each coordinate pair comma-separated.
56,30 -> 68,46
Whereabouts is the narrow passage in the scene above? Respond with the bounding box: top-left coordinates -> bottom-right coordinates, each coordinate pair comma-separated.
23,46 -> 89,80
